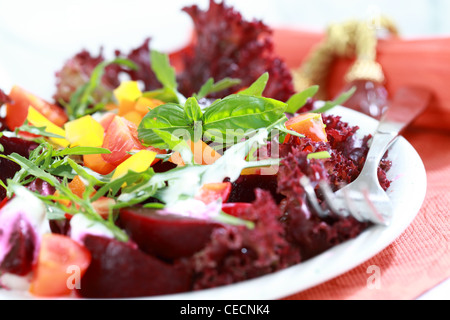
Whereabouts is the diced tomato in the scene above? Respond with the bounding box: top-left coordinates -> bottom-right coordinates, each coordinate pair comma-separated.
0,197 -> 9,210
91,197 -> 116,219
195,182 -> 232,204
29,233 -> 91,297
97,112 -> 116,131
221,202 -> 252,217
101,116 -> 145,167
101,115 -> 165,167
5,85 -> 68,131
284,112 -> 328,143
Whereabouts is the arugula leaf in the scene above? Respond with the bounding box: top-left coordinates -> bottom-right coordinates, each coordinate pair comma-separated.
195,77 -> 242,100
63,57 -> 137,120
312,86 -> 356,114
4,152 -> 61,186
216,211 -> 255,229
307,150 -> 332,159
237,72 -> 268,96
285,85 -> 319,114
15,120 -> 66,139
54,146 -> 111,157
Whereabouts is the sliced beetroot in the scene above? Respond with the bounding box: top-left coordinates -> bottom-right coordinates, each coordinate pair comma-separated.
227,174 -> 284,204
119,207 -> 221,261
77,235 -> 192,298
0,216 -> 36,276
0,136 -> 38,200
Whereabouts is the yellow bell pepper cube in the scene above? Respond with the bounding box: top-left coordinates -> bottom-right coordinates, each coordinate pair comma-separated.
114,81 -> 142,116
64,115 -> 105,147
26,106 -> 69,147
111,149 -> 157,182
113,80 -> 142,104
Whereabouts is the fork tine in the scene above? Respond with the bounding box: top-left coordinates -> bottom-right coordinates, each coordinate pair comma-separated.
299,176 -> 329,218
300,176 -> 390,225
317,181 -> 350,218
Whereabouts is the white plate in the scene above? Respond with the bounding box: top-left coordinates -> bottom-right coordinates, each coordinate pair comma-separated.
0,106 -> 427,300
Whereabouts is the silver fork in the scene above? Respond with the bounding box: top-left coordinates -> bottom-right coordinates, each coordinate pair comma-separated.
301,86 -> 431,226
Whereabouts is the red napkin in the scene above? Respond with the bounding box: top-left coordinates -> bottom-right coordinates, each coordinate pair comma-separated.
272,28 -> 450,300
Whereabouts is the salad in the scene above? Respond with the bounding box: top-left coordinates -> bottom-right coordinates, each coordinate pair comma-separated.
0,0 -> 392,299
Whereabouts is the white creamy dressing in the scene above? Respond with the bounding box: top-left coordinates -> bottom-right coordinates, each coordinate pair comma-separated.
0,187 -> 49,264
69,213 -> 115,244
160,198 -> 222,220
159,129 -> 269,209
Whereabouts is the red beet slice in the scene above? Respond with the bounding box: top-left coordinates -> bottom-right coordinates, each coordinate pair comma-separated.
227,174 -> 283,203
77,235 -> 192,298
0,215 -> 36,276
119,207 -> 221,261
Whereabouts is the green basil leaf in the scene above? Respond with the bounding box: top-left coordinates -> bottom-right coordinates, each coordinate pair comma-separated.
150,50 -> 185,103
152,129 -> 194,165
184,97 -> 203,123
202,94 -> 287,143
285,85 -> 319,114
237,72 -> 268,96
138,103 -> 193,148
151,50 -> 177,90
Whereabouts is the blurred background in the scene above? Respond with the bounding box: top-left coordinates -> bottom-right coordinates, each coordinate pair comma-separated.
1,0 -> 449,100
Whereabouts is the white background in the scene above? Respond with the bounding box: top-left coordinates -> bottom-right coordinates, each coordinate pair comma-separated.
0,0 -> 448,299
1,0 -> 450,100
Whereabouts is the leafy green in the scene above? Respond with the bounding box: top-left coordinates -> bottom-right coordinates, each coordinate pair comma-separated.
184,97 -> 203,124
15,120 -> 66,139
202,94 -> 287,145
138,103 -> 194,148
312,86 -> 356,114
194,77 -> 242,100
306,150 -> 332,160
285,85 -> 319,114
149,50 -> 186,104
62,57 -> 137,120
237,72 -> 269,96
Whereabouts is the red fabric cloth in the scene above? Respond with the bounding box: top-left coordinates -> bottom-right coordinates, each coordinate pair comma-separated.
272,28 -> 450,300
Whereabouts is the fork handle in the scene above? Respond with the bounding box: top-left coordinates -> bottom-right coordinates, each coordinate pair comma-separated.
377,86 -> 431,135
361,86 -> 431,177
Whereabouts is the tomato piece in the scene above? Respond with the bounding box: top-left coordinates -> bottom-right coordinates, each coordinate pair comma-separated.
5,85 -> 68,130
221,202 -> 253,217
29,233 -> 91,297
195,182 -> 232,204
101,116 -> 145,167
97,112 -> 116,131
284,112 -> 328,143
91,197 -> 116,219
